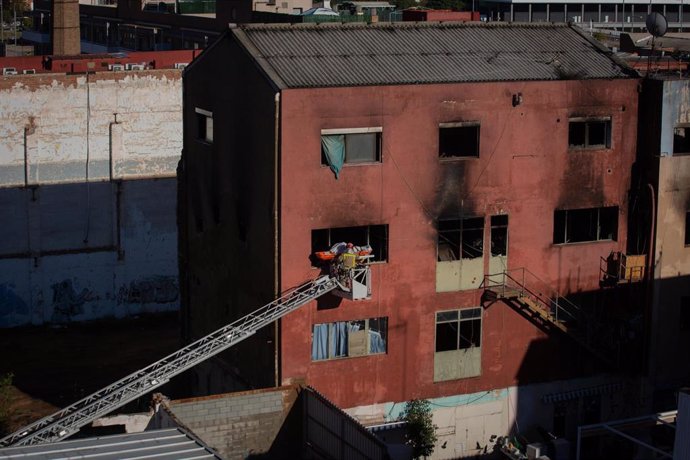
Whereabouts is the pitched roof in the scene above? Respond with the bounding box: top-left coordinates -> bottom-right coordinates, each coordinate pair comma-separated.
231,22 -> 636,89
0,428 -> 221,460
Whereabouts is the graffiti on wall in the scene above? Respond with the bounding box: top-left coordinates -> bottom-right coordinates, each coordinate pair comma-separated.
0,283 -> 30,327
117,276 -> 178,305
51,279 -> 96,323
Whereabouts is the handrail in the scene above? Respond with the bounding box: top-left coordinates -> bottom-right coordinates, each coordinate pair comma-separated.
485,267 -> 585,323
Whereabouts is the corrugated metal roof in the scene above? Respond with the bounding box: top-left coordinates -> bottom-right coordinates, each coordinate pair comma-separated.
232,22 -> 636,88
0,428 -> 221,460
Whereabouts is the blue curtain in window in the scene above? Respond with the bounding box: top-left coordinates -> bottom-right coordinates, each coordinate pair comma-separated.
369,330 -> 386,354
311,324 -> 329,360
330,322 -> 349,357
321,135 -> 345,179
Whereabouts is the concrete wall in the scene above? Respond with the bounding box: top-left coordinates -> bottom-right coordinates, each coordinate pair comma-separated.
346,375 -> 633,459
0,70 -> 182,327
278,79 -> 639,410
164,387 -> 297,460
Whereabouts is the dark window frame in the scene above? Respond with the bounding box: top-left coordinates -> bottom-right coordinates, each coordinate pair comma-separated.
195,107 -> 213,144
673,124 -> 690,156
435,307 -> 482,353
685,211 -> 690,246
321,128 -> 383,166
311,224 -> 389,264
311,317 -> 388,361
439,121 -> 480,159
553,206 -> 618,244
568,116 -> 612,150
437,217 -> 484,261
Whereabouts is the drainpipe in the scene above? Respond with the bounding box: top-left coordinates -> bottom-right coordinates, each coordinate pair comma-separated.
644,183 -> 656,376
108,113 -> 119,181
273,91 -> 281,387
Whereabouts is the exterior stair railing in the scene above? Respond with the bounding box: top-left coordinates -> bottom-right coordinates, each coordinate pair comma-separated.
483,267 -> 611,366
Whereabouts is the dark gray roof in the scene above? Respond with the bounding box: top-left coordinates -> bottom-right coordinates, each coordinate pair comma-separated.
0,428 -> 221,460
232,22 -> 636,89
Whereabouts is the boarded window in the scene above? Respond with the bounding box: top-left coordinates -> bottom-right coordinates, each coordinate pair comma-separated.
435,307 -> 481,352
311,317 -> 387,361
439,122 -> 480,158
490,215 -> 508,257
674,126 -> 690,155
195,108 -> 213,143
437,217 -> 484,261
312,224 -> 388,263
553,207 -> 618,244
568,117 -> 611,149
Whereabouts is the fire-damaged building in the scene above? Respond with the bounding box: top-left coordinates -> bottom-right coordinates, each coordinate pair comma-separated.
179,22 -> 649,457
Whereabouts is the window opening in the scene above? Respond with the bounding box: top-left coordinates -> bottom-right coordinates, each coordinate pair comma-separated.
685,211 -> 690,246
311,317 -> 388,361
439,122 -> 480,158
435,307 -> 482,352
553,207 -> 618,244
674,125 -> 690,155
195,108 -> 213,143
321,128 -> 382,178
568,117 -> 611,149
311,224 -> 388,263
681,297 -> 690,332
437,217 -> 484,261
490,215 -> 508,257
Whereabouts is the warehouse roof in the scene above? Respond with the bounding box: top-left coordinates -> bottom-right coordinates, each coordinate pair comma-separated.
0,428 -> 221,459
231,21 -> 637,89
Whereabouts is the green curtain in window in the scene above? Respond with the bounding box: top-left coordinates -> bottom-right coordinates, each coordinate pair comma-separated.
321,135 -> 345,179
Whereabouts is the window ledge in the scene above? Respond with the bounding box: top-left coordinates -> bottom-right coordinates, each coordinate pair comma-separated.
311,260 -> 387,269
568,147 -> 611,152
552,239 -> 616,247
312,352 -> 387,363
439,156 -> 479,162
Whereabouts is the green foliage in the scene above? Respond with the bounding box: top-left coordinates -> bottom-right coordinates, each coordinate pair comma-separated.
401,398 -> 438,459
0,372 -> 14,437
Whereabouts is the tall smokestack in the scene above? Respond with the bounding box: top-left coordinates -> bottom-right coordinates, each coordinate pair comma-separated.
52,0 -> 80,55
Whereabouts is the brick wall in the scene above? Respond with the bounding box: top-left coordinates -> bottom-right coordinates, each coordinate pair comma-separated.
166,386 -> 298,459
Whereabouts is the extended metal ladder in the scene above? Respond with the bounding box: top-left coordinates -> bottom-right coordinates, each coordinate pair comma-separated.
0,270 -> 364,447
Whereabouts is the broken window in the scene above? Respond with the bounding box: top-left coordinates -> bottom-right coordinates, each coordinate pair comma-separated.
195,108 -> 213,143
437,217 -> 484,261
311,317 -> 388,361
490,215 -> 508,257
686,211 -> 690,246
674,125 -> 690,155
311,224 -> 388,263
439,122 -> 480,158
568,117 -> 611,149
321,128 -> 382,178
553,207 -> 618,244
435,307 -> 481,352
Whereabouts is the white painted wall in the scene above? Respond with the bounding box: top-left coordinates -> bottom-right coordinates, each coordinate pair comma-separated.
0,71 -> 182,327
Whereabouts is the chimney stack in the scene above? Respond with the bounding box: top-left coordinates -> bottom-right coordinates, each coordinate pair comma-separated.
52,0 -> 80,55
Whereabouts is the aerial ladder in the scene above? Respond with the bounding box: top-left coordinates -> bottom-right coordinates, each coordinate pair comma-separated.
0,259 -> 372,448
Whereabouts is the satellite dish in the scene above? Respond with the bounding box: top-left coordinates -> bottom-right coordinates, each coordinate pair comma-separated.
646,12 -> 668,37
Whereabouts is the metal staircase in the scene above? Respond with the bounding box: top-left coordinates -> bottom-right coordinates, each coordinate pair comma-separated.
483,268 -> 613,367
1,266 -> 371,448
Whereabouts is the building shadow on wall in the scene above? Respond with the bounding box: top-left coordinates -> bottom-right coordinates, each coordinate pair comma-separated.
0,177 -> 184,419
493,273 -> 690,460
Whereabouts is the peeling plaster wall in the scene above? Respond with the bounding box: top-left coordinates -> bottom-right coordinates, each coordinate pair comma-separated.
0,71 -> 182,327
